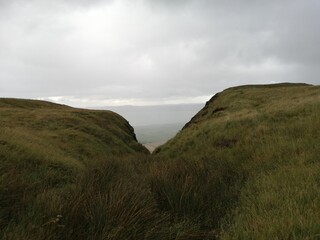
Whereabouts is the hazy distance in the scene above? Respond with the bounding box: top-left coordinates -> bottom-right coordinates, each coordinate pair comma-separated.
103,104 -> 204,146
105,104 -> 203,126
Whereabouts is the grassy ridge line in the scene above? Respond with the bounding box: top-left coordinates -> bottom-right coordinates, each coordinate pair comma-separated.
0,98 -> 71,109
182,83 -> 312,131
0,98 -> 148,158
154,83 -> 320,238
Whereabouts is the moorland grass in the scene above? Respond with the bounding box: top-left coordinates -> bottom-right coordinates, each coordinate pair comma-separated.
0,100 -> 152,239
155,83 -> 320,239
1,83 -> 319,239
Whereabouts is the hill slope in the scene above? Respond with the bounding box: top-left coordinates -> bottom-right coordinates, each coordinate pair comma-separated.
1,83 -> 319,239
0,98 -> 147,160
0,99 -> 150,239
154,83 -> 320,239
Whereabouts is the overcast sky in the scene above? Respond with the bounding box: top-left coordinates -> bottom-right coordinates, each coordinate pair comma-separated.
0,0 -> 319,107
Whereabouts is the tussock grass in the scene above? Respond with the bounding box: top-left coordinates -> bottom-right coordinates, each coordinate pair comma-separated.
1,83 -> 319,239
0,99 -> 150,239
149,157 -> 245,231
156,83 -> 320,239
0,98 -> 214,239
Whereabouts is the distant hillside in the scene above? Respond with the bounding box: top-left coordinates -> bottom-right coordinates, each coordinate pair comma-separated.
154,83 -> 320,239
135,123 -> 184,143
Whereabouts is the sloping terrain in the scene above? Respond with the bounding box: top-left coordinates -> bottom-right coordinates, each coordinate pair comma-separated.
154,83 -> 320,239
0,99 -> 151,239
1,83 -> 319,239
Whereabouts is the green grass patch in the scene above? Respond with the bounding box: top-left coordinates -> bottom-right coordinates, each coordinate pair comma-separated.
1,83 -> 319,239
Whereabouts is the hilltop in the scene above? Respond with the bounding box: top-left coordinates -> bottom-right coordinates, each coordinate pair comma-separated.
154,83 -> 320,239
1,83 -> 319,239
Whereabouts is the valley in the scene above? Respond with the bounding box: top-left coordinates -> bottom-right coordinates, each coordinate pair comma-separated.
0,83 -> 319,239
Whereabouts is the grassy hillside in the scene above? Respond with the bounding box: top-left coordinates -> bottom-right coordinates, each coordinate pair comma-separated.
1,83 -> 319,239
154,83 -> 320,239
0,99 -> 153,239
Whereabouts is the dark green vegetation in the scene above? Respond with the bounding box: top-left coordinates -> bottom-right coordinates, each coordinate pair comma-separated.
1,83 -> 319,239
0,99 -> 153,239
155,83 -> 320,239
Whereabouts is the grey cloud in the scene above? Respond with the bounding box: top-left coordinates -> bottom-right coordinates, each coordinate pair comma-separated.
272,1 -> 320,66
0,0 -> 319,106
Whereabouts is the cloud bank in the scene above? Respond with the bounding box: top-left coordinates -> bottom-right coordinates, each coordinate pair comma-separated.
0,0 -> 319,107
